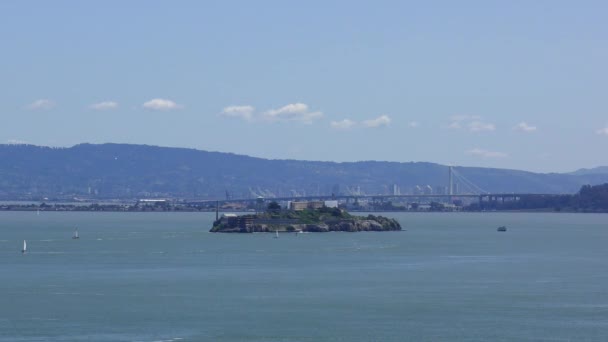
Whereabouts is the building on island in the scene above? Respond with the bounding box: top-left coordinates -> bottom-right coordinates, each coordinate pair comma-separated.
221,213 -> 253,228
324,200 -> 339,208
289,200 -> 338,211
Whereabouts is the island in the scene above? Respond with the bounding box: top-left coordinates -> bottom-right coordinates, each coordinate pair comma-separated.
210,201 -> 402,233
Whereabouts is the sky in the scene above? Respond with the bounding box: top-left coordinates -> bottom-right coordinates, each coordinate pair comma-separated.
0,0 -> 606,173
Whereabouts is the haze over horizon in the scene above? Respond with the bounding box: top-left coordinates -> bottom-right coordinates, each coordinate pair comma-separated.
1,1 -> 607,173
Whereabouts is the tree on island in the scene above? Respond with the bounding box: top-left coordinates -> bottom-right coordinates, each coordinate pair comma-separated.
267,201 -> 281,212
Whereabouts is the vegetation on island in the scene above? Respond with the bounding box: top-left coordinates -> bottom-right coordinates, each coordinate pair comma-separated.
210,202 -> 402,233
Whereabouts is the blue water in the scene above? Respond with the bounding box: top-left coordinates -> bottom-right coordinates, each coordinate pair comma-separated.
1,211 -> 608,341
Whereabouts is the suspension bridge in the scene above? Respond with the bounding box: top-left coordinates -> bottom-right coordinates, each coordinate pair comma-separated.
187,166 -> 556,206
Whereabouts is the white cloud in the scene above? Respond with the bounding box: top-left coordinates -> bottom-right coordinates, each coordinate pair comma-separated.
468,121 -> 496,132
466,148 -> 508,158
330,116 -> 393,130
142,98 -> 182,111
362,115 -> 391,128
448,115 -> 495,132
515,122 -> 537,132
90,101 -> 118,110
6,139 -> 29,145
448,121 -> 462,129
221,105 -> 255,121
25,99 -> 54,110
448,115 -> 486,130
408,121 -> 420,128
263,103 -> 323,124
330,119 -> 357,130
597,126 -> 608,136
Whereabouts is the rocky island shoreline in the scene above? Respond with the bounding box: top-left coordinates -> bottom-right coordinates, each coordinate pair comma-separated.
210,202 -> 402,233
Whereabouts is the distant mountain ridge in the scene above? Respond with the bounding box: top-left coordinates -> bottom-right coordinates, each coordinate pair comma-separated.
570,166 -> 608,176
0,143 -> 607,200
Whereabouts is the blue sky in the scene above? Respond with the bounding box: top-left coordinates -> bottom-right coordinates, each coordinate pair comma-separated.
1,1 -> 606,172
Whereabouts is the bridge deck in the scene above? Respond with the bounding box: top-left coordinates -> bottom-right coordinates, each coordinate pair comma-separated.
186,193 -> 564,205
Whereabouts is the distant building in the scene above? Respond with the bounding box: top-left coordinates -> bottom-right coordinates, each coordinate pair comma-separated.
392,184 -> 401,196
442,203 -> 459,211
289,201 -> 325,211
137,199 -> 168,206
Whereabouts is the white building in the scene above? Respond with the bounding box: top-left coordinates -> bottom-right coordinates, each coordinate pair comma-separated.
324,200 -> 339,208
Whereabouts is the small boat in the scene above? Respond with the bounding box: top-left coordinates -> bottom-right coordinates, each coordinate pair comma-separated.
274,230 -> 279,239
72,228 -> 79,239
497,226 -> 507,232
22,240 -> 27,254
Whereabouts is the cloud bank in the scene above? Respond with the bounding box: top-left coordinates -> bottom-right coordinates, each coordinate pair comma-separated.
142,98 -> 182,111
330,115 -> 392,130
448,115 -> 495,132
330,119 -> 357,130
90,101 -> 118,110
220,103 -> 323,124
515,122 -> 537,132
25,99 -> 55,110
466,148 -> 508,158
6,139 -> 29,145
221,105 -> 255,121
262,103 -> 323,124
468,121 -> 496,132
361,115 -> 391,128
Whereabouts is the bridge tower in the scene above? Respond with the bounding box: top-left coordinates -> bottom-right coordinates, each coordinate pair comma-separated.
448,166 -> 453,195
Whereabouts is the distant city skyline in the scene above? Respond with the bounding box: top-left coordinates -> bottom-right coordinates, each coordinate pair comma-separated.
1,1 -> 607,173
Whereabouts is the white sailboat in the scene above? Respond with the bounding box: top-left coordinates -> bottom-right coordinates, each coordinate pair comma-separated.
72,228 -> 79,239
22,240 -> 27,254
274,230 -> 279,239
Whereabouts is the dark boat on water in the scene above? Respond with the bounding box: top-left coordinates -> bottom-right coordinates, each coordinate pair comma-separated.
497,226 -> 507,232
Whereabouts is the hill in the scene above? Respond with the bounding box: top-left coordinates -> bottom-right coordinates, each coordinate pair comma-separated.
0,143 -> 607,200
569,166 -> 608,176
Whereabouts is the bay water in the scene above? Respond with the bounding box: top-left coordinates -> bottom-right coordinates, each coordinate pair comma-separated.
1,212 -> 607,341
